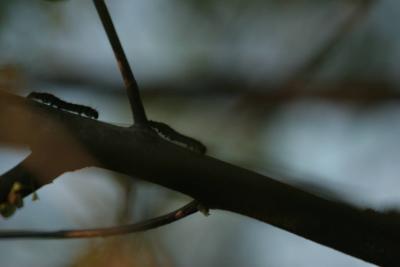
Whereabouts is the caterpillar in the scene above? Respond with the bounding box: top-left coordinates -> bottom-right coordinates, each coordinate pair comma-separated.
27,92 -> 99,119
149,121 -> 206,154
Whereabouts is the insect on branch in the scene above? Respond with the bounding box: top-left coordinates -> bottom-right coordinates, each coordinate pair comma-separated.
0,0 -> 205,235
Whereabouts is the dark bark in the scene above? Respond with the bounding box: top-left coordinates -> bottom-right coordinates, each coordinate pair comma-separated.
0,90 -> 398,266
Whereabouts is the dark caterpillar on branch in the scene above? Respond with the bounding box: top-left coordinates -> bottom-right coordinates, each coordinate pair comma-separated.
27,92 -> 99,119
149,121 -> 207,154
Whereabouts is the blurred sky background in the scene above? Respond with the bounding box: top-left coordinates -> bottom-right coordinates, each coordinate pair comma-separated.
0,0 -> 399,266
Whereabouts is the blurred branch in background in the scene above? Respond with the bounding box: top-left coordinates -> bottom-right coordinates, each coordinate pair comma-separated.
0,0 -> 388,96
279,0 -> 376,92
0,0 -> 399,267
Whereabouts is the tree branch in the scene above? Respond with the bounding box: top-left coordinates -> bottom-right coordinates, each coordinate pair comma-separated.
0,200 -> 199,239
0,90 -> 399,266
93,0 -> 148,125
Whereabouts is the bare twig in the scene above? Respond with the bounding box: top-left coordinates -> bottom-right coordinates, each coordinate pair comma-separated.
0,200 -> 199,239
91,1 -> 204,237
93,0 -> 148,125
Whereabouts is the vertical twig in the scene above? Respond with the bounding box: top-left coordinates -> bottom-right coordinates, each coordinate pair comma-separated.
93,0 -> 148,125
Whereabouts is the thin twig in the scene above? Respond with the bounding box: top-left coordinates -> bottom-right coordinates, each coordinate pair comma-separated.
93,0 -> 148,125
0,200 -> 199,239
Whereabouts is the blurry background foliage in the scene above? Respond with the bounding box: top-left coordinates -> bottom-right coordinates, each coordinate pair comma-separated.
0,0 -> 398,266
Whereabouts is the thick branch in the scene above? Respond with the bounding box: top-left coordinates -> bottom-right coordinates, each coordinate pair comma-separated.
0,90 -> 399,266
